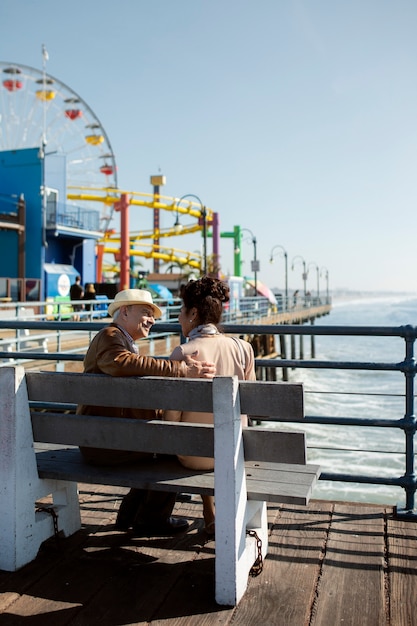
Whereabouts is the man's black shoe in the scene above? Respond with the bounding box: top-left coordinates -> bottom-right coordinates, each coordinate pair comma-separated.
176,493 -> 192,502
132,516 -> 189,537
115,488 -> 145,531
114,519 -> 132,531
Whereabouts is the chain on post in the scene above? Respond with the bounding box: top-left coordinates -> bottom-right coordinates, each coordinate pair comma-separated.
247,529 -> 263,576
36,505 -> 59,542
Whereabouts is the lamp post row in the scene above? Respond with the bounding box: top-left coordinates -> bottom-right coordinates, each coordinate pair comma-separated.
116,177 -> 328,299
228,231 -> 329,304
269,250 -> 330,304
151,178 -> 328,297
177,204 -> 329,301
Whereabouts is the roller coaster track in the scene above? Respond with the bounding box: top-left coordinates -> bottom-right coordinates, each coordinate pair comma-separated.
67,186 -> 214,272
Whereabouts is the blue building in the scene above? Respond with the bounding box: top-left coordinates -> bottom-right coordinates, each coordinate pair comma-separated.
0,147 -> 101,301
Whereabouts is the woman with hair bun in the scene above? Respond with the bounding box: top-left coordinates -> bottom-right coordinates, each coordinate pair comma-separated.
165,276 -> 256,535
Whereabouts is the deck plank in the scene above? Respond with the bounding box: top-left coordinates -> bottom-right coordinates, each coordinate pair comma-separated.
234,501 -> 331,625
387,515 -> 417,625
0,489 -> 416,625
312,503 -> 387,626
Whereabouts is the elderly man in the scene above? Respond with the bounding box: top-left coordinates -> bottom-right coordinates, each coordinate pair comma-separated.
77,288 -> 216,536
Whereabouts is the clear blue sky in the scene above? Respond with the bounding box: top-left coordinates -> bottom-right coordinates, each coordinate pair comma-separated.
1,0 -> 417,294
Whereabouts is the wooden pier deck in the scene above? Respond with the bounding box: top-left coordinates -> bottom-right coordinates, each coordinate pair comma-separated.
0,486 -> 415,625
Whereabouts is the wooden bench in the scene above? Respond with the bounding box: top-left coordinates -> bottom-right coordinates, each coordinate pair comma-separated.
0,365 -> 320,606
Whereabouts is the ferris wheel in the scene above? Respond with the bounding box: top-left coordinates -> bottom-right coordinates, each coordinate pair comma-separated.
0,60 -> 118,230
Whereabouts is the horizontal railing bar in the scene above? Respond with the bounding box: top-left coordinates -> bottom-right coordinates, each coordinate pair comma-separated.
0,351 -> 85,361
305,391 -> 406,397
257,359 -> 407,371
319,472 -> 407,486
308,446 -> 404,454
222,324 -> 417,338
261,415 -> 404,428
1,320 -> 417,338
2,351 -> 409,373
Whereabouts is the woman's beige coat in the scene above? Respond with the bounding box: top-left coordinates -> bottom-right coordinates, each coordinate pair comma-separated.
165,333 -> 256,469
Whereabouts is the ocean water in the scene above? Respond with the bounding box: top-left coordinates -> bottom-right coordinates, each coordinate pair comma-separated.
274,294 -> 417,506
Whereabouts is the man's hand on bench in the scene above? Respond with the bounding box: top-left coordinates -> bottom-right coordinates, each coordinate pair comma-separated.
183,351 -> 216,379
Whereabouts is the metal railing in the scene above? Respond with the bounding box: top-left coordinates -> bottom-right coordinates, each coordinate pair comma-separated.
232,322 -> 416,519
0,312 -> 414,518
46,200 -> 101,232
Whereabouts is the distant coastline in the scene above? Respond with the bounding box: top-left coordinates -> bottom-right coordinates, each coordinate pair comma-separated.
330,290 -> 415,304
272,287 -> 415,303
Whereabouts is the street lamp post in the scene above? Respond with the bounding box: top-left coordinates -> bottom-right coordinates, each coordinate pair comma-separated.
241,228 -> 258,297
174,194 -> 208,275
269,245 -> 288,306
240,228 -> 259,298
307,262 -> 320,300
320,266 -> 329,303
201,205 -> 208,275
291,255 -> 307,297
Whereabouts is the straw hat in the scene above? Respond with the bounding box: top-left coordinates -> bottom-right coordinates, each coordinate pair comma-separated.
108,289 -> 163,318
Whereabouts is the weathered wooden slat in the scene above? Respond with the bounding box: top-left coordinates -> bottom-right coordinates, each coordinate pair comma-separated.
26,373 -> 304,420
243,428 -> 306,464
246,501 -> 331,624
387,516 -> 417,625
312,504 -> 387,625
31,412 -> 215,458
35,447 -> 319,504
245,462 -> 321,486
26,372 -> 214,412
36,449 -> 215,495
240,379 -> 304,420
31,413 -> 309,464
245,473 -> 319,504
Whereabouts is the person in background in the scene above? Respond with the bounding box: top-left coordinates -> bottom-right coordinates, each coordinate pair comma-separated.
165,276 -> 256,536
292,289 -> 299,309
82,283 -> 97,314
70,275 -> 84,321
77,288 -> 216,537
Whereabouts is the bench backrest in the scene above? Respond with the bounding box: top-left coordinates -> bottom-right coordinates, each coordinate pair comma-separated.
26,371 -> 306,465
